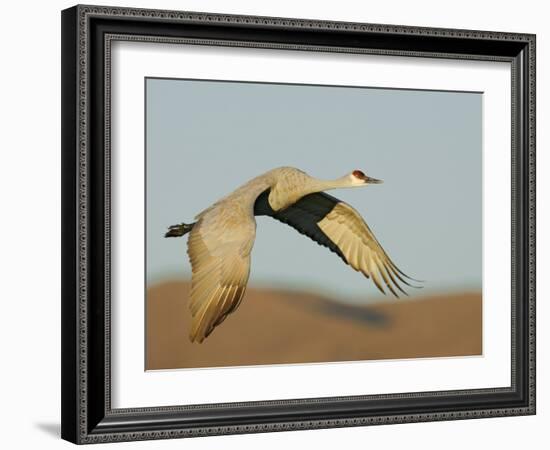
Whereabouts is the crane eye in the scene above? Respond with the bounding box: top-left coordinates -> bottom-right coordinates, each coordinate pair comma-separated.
352,170 -> 365,178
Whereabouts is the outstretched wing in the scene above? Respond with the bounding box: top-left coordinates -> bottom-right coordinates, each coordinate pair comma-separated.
186,202 -> 255,343
255,190 -> 418,297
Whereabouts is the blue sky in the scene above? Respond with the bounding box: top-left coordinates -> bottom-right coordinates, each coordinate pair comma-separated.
145,78 -> 482,303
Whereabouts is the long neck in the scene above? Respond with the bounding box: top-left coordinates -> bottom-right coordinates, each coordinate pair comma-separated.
307,175 -> 354,192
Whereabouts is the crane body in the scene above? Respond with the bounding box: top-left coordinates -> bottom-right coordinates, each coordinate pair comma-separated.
165,167 -> 419,343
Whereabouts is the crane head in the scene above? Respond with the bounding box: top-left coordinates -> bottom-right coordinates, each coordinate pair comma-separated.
351,169 -> 383,185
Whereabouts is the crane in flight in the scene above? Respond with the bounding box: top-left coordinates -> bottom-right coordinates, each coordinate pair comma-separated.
165,166 -> 420,343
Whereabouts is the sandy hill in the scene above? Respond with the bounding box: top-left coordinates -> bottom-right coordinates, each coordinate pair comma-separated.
146,281 -> 481,370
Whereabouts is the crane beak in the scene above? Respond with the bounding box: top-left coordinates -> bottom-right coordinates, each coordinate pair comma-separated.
365,176 -> 383,184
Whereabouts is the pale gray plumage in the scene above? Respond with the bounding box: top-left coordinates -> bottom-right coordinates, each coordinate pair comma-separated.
166,166 -> 419,343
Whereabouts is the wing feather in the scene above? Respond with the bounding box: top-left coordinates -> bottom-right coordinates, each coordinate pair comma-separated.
255,190 -> 419,297
186,203 -> 254,343
318,202 -> 419,296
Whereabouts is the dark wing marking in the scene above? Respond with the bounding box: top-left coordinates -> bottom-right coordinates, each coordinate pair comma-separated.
254,189 -> 420,297
254,189 -> 346,263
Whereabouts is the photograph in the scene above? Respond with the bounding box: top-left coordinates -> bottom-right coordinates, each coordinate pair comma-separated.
145,77 -> 483,370
59,4 -> 535,444
1,0 -> 543,447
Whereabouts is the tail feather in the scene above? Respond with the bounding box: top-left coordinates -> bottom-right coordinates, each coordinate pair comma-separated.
164,222 -> 195,238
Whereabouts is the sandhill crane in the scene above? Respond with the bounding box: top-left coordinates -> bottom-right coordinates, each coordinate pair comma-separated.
165,166 -> 419,343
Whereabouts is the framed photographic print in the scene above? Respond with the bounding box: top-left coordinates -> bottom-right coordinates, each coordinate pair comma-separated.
61,4 -> 536,444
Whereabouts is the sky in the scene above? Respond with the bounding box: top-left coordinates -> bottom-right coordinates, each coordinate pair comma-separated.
145,77 -> 482,303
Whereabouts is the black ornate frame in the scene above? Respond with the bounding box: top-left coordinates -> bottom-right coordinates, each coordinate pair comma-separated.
61,4 -> 536,444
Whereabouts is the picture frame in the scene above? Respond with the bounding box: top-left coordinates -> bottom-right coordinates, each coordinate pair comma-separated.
61,4 -> 536,444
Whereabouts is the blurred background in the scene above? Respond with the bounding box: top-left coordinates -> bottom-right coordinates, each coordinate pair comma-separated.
145,78 -> 482,370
